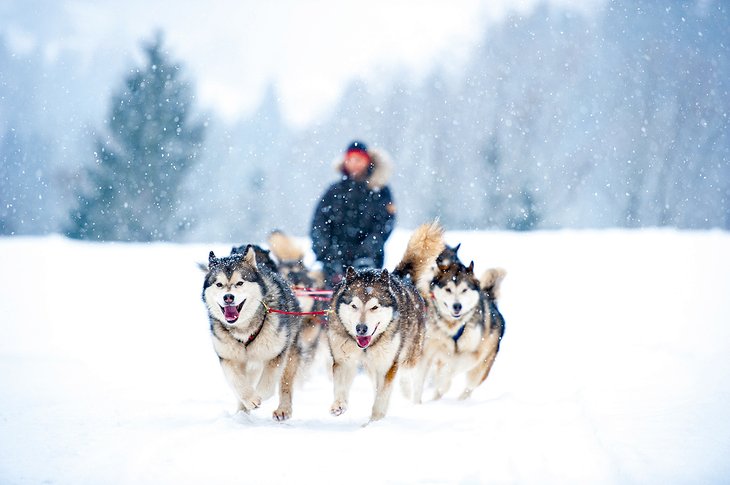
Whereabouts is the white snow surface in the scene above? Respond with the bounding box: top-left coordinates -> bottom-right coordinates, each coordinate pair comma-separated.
1,229 -> 729,484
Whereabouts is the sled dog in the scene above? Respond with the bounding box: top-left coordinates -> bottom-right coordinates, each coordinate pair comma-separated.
230,243 -> 279,274
266,230 -> 327,370
418,243 -> 463,295
202,246 -> 303,421
413,258 -> 506,402
326,221 -> 445,422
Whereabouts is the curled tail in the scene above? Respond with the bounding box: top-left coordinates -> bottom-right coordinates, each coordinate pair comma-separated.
480,268 -> 507,301
481,267 -> 507,340
267,230 -> 305,262
393,221 -> 445,285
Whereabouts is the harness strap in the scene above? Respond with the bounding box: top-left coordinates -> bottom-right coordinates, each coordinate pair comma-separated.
292,287 -> 333,302
235,312 -> 267,347
452,324 -> 466,342
260,300 -> 331,317
293,294 -> 332,302
292,287 -> 334,296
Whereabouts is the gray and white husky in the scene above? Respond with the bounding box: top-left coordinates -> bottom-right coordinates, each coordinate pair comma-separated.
412,255 -> 506,402
202,246 -> 303,421
326,222 -> 445,422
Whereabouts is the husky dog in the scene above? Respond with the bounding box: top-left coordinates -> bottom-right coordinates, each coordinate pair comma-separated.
417,243 -> 463,295
266,230 -> 327,370
230,243 -> 279,274
267,230 -> 326,311
412,258 -> 506,402
436,243 -> 462,268
326,222 -> 445,422
202,246 -> 303,421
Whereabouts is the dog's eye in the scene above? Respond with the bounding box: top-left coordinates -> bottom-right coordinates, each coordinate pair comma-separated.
445,288 -> 452,293
461,288 -> 467,294
235,281 -> 244,287
216,283 -> 224,288
351,303 -> 357,309
370,305 -> 379,311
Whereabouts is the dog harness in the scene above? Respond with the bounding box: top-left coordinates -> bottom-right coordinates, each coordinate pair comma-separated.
260,299 -> 331,317
231,312 -> 267,347
452,324 -> 466,343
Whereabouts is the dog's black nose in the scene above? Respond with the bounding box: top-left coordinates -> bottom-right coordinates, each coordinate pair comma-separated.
355,323 -> 368,336
453,302 -> 462,313
223,293 -> 234,304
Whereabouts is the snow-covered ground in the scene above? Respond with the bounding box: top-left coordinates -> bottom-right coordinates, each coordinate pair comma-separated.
1,229 -> 729,484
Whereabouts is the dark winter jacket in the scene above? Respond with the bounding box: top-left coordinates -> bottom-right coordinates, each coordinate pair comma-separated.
310,149 -> 396,282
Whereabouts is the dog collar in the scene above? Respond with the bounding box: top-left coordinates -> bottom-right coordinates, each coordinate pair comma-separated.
234,311 -> 267,347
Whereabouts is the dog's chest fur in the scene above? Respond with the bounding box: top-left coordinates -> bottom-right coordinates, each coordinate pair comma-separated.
427,306 -> 486,354
210,313 -> 289,362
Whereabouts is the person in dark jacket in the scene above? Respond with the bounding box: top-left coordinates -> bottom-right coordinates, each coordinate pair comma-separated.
310,140 -> 397,287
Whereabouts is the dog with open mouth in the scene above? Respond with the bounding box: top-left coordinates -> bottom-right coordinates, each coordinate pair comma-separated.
325,221 -> 445,422
202,245 -> 303,421
411,253 -> 507,402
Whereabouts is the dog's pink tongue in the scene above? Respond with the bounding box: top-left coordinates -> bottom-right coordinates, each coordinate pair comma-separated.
356,336 -> 371,348
224,305 -> 239,321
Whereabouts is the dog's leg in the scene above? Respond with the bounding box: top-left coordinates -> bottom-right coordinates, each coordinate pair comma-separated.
220,359 -> 262,412
432,360 -> 455,401
330,360 -> 357,416
409,354 -> 433,404
273,347 -> 301,421
370,361 -> 399,422
460,340 -> 499,400
296,319 -> 322,380
409,341 -> 438,404
257,351 -> 284,402
298,317 -> 320,350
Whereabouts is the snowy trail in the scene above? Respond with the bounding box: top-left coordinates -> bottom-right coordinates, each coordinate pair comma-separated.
1,230 -> 729,484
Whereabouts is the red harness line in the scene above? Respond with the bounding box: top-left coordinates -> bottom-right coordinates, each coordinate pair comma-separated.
260,300 -> 331,317
292,287 -> 333,295
292,286 -> 333,303
267,307 -> 330,316
296,296 -> 331,302
254,286 -> 334,318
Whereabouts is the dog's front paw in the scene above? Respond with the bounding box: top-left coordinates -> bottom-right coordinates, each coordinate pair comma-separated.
458,389 -> 473,401
239,395 -> 262,412
273,406 -> 292,421
330,400 -> 348,416
369,410 -> 386,422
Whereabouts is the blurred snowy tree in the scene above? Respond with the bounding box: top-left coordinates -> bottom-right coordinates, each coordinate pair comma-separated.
66,33 -> 204,241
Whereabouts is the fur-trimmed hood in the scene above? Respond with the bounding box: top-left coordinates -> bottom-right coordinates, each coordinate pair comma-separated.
334,147 -> 392,190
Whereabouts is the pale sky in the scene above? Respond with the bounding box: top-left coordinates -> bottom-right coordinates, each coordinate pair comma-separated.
1,0 -> 598,126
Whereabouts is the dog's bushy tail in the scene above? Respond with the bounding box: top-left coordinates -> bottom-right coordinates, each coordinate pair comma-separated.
480,268 -> 507,301
393,221 -> 445,284
268,230 -> 304,262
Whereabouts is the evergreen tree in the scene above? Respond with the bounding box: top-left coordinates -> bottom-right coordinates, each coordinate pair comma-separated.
67,33 -> 204,241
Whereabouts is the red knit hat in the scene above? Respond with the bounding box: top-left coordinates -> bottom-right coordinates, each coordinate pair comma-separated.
345,140 -> 369,158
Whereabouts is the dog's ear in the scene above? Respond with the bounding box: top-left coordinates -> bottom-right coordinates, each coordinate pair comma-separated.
208,251 -> 217,269
243,245 -> 258,268
454,243 -> 461,254
467,261 -> 474,274
345,266 -> 357,283
380,268 -> 390,283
